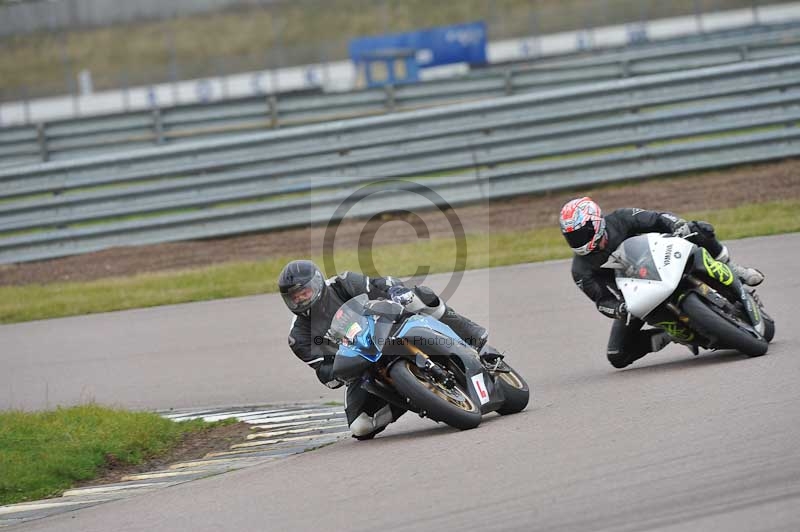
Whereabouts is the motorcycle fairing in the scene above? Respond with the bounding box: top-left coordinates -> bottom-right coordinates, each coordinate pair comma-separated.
611,234 -> 694,319
337,312 -> 469,363
333,298 -> 507,414
655,320 -> 696,342
395,314 -> 467,347
332,316 -> 382,381
689,247 -> 735,286
687,248 -> 765,335
333,346 -> 376,381
337,341 -> 380,361
396,315 -> 503,413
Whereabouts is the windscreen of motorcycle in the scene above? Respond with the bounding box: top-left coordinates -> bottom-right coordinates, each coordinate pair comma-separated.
612,234 -> 694,319
330,294 -> 371,347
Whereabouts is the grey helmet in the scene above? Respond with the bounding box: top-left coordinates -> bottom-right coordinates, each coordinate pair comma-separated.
278,260 -> 325,314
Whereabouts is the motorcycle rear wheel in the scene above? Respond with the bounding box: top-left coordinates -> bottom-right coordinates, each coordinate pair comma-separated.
390,359 -> 481,430
682,293 -> 768,357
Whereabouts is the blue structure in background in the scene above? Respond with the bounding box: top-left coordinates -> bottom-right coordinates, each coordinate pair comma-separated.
349,21 -> 487,88
358,48 -> 419,87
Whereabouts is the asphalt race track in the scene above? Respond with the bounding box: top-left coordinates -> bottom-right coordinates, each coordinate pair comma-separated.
3,233 -> 799,532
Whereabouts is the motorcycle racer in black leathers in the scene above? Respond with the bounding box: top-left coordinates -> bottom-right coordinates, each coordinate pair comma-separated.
278,260 -> 488,439
559,197 -> 764,369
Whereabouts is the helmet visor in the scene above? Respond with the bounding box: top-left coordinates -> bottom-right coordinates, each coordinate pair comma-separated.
281,272 -> 324,313
564,223 -> 598,255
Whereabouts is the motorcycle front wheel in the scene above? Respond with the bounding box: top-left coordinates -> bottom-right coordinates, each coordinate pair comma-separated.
681,293 -> 768,357
492,360 -> 530,415
390,359 -> 481,430
761,311 -> 776,343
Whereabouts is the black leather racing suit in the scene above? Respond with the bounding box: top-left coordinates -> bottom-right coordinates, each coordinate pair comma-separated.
288,272 -> 396,384
570,208 -> 724,368
287,272 -> 404,430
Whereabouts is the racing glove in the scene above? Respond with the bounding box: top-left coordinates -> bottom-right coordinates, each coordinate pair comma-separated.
672,220 -> 693,238
315,357 -> 344,389
389,285 -> 427,313
388,285 -> 414,306
673,220 -> 717,239
598,300 -> 627,320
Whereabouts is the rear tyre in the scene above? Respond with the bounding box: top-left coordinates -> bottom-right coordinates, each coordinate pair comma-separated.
493,361 -> 530,415
682,293 -> 768,357
390,359 -> 481,430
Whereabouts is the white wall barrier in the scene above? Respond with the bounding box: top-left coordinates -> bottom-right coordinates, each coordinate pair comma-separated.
1,2 -> 799,127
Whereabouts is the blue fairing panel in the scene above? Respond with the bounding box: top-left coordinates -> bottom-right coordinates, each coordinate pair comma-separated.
396,315 -> 467,346
337,317 -> 382,363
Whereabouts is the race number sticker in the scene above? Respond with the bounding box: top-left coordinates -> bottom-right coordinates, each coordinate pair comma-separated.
470,374 -> 490,405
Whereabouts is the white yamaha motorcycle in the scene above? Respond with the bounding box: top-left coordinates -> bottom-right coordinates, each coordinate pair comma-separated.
603,233 -> 775,357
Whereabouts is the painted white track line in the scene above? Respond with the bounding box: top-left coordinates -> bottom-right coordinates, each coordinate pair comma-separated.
0,404 -> 348,527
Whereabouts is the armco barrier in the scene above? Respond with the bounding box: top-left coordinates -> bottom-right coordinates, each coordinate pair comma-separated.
0,55 -> 799,264
1,24 -> 799,166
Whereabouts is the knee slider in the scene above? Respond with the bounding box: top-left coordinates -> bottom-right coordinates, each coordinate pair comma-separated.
349,413 -> 377,437
349,406 -> 394,437
607,349 -> 632,369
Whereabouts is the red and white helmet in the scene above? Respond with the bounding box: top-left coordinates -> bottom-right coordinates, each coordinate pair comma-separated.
559,197 -> 606,255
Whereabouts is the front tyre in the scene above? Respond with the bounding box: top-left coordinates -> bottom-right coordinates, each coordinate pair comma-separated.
682,293 -> 768,357
493,361 -> 530,415
390,359 -> 481,430
761,311 -> 776,343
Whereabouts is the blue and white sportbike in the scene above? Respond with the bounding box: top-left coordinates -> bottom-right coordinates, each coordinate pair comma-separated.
328,294 -> 530,431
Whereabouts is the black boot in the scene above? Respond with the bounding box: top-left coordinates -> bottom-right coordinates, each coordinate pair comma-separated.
439,306 -> 489,352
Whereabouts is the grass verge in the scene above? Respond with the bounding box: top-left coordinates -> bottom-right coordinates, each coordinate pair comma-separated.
0,404 -> 228,506
0,199 -> 798,324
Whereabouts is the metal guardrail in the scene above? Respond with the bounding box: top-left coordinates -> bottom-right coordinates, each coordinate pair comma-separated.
494,20 -> 800,70
0,55 -> 799,264
2,24 -> 800,167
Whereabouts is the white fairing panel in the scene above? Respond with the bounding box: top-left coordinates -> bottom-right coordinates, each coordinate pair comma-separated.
613,234 -> 694,319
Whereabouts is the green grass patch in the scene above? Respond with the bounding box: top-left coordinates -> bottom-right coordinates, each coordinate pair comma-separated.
646,124 -> 788,148
0,404 -> 227,505
0,199 -> 797,324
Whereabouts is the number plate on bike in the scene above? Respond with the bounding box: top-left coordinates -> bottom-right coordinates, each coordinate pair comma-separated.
470,374 -> 490,405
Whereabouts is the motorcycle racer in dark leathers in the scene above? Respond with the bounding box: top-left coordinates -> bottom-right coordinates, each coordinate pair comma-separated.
559,197 -> 765,369
278,260 -> 488,439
